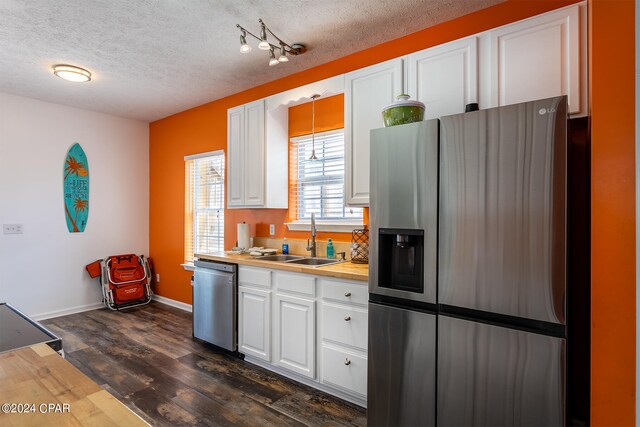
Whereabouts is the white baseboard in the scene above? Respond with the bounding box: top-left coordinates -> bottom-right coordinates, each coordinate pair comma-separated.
152,294 -> 192,312
33,302 -> 105,321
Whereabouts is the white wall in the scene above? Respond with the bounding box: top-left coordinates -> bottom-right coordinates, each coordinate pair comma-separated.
0,92 -> 149,319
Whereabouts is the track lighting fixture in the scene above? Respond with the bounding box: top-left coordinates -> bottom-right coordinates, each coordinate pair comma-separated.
236,19 -> 305,66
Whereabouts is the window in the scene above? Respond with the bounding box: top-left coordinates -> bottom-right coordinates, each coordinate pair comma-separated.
289,129 -> 362,223
184,151 -> 224,263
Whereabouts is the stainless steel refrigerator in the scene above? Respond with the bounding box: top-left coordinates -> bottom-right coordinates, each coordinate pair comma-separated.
368,96 -> 568,426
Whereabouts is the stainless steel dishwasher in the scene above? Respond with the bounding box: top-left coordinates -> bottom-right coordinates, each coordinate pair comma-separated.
193,259 -> 237,351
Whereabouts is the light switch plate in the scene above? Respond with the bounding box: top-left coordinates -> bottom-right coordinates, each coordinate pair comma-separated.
269,224 -> 275,235
3,224 -> 23,234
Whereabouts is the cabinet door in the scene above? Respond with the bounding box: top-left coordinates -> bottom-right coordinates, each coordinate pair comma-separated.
408,36 -> 478,120
227,105 -> 245,207
345,58 -> 403,206
243,99 -> 265,206
238,286 -> 271,361
489,4 -> 581,114
274,293 -> 315,378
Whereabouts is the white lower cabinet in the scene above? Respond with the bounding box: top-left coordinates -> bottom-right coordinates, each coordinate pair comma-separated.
238,287 -> 271,361
274,293 -> 315,378
237,265 -> 368,407
321,344 -> 368,397
319,278 -> 368,401
321,302 -> 368,351
238,266 -> 272,361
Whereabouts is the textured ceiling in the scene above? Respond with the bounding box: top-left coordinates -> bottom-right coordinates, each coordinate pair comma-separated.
0,0 -> 503,122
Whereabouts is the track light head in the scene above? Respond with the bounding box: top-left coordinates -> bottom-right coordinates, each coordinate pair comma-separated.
239,31 -> 251,53
278,43 -> 288,62
258,23 -> 270,50
269,48 -> 279,66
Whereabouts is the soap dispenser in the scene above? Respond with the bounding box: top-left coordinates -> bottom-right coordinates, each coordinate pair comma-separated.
326,238 -> 335,259
282,237 -> 289,255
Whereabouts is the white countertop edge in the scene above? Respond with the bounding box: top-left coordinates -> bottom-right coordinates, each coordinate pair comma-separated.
181,263 -> 195,271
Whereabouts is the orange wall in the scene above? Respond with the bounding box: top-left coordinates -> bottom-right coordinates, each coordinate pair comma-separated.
589,0 -> 635,424
289,94 -> 344,138
150,0 -> 635,421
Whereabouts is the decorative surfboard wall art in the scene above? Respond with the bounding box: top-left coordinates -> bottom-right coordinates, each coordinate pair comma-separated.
63,143 -> 89,233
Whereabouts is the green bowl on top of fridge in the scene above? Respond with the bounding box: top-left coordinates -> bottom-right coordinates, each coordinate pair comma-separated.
381,94 -> 425,127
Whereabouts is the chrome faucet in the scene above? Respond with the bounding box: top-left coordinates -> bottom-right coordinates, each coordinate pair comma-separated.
306,213 -> 317,257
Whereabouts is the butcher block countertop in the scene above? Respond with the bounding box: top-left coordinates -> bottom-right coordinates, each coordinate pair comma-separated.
0,344 -> 148,426
195,252 -> 369,282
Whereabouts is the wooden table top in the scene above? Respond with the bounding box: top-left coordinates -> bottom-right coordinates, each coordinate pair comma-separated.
195,252 -> 369,282
0,344 -> 148,426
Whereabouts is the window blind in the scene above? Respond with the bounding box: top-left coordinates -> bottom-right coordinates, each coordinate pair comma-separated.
289,129 -> 362,221
184,153 -> 225,263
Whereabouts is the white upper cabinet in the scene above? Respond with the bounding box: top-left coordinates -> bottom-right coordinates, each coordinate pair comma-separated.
345,58 -> 404,206
487,4 -> 583,115
243,100 -> 265,206
227,99 -> 288,208
408,36 -> 478,120
227,105 -> 244,207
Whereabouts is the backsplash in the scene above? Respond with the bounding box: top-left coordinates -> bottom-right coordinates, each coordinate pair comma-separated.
254,237 -> 356,260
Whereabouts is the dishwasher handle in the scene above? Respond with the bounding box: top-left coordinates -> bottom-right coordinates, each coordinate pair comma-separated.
194,260 -> 237,273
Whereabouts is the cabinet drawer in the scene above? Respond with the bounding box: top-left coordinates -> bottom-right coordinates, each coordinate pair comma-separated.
322,303 -> 368,350
321,344 -> 367,397
322,279 -> 368,306
239,266 -> 271,288
275,271 -> 316,297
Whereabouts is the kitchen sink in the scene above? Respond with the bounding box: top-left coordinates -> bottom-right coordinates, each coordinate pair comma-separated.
255,254 -> 304,262
284,257 -> 343,267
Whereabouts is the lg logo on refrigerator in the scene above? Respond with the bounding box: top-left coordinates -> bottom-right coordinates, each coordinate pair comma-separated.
539,107 -> 557,115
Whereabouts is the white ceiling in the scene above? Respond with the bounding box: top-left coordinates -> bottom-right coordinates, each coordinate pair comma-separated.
0,0 -> 503,122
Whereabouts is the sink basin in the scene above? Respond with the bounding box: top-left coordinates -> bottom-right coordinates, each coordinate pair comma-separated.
255,254 -> 304,262
284,257 -> 342,267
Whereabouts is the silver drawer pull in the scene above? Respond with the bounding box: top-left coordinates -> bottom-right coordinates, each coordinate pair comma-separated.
344,292 -> 351,297
344,358 -> 351,366
344,316 -> 351,321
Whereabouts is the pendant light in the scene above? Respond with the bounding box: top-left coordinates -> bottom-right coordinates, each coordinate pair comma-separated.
309,94 -> 320,160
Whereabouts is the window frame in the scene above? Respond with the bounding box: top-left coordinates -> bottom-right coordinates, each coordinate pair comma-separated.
286,129 -> 363,232
184,150 -> 225,264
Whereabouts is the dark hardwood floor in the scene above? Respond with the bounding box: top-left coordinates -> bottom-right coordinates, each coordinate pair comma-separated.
42,301 -> 366,427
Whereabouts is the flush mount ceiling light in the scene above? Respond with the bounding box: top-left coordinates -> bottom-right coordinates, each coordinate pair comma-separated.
53,64 -> 92,82
236,19 -> 305,66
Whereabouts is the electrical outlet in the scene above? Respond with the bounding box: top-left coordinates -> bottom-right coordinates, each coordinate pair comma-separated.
156,274 -> 160,283
269,224 -> 275,235
3,224 -> 23,234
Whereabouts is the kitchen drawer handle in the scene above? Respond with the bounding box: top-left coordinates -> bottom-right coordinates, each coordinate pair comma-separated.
344,358 -> 351,366
344,316 -> 351,321
344,292 -> 351,297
